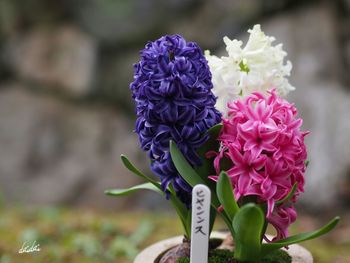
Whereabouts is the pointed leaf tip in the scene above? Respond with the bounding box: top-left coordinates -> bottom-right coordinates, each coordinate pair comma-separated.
217,171 -> 239,220
120,154 -> 159,187
105,182 -> 163,197
169,140 -> 205,187
261,216 -> 340,256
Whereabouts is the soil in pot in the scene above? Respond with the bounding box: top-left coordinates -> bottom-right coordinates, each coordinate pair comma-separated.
158,237 -> 224,263
176,249 -> 291,263
157,236 -> 291,263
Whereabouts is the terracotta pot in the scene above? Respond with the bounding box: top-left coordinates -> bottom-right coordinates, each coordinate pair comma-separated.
134,232 -> 313,263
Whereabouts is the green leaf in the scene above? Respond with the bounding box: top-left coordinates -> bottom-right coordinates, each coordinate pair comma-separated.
232,203 -> 265,262
193,124 -> 223,232
168,184 -> 191,238
120,155 -> 159,186
216,171 -> 239,220
194,123 -> 222,180
170,140 -> 236,236
261,216 -> 340,256
276,183 -> 297,206
105,183 -> 163,196
117,155 -> 192,238
106,176 -> 191,238
170,140 -> 207,187
194,124 -> 222,202
209,206 -> 217,235
185,211 -> 192,238
170,140 -> 220,208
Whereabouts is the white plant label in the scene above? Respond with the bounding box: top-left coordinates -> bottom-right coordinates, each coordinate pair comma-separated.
190,184 -> 211,263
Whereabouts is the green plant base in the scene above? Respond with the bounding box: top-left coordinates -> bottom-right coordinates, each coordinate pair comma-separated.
134,232 -> 312,263
176,249 -> 291,263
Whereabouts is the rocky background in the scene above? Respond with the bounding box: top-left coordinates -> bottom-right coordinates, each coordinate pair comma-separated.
0,0 -> 349,211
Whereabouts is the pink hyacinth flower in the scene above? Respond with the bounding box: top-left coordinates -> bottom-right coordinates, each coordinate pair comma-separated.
209,89 -> 308,241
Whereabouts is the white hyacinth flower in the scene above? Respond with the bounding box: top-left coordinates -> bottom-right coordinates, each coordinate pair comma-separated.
205,24 -> 294,115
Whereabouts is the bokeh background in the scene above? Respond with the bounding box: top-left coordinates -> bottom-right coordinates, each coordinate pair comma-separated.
0,0 -> 350,262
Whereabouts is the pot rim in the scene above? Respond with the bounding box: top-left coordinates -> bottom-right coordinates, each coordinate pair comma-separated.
134,231 -> 313,263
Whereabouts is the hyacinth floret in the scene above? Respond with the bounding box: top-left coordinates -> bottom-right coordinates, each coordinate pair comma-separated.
131,34 -> 221,205
205,25 -> 294,115
208,90 -> 308,240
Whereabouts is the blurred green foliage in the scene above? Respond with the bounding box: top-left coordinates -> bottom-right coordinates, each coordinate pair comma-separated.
0,206 -> 349,263
0,207 -> 180,263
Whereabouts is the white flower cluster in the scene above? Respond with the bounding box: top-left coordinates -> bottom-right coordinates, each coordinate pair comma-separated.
205,24 -> 294,115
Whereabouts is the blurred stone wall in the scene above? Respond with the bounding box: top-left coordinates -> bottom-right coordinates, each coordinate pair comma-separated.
0,0 -> 349,210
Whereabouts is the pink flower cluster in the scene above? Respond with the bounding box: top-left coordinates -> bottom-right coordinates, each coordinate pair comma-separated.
208,90 -> 308,240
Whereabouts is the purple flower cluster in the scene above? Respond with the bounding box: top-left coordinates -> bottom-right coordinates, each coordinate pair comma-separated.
131,35 -> 221,205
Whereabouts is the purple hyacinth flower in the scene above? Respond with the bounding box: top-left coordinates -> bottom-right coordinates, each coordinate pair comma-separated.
131,35 -> 221,205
